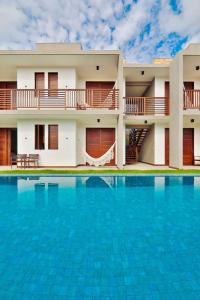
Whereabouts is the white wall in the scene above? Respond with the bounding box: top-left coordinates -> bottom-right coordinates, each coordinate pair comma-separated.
139,125 -> 155,164
144,79 -> 155,97
17,120 -> 77,166
154,78 -> 168,97
194,127 -> 200,157
139,124 -> 165,165
123,123 -> 126,165
194,80 -> 200,89
154,124 -> 165,164
17,68 -> 76,89
144,78 -> 169,98
169,54 -> 183,168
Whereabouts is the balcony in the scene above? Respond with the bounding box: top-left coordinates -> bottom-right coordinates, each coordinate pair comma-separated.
184,90 -> 200,110
0,89 -> 119,110
124,97 -> 169,116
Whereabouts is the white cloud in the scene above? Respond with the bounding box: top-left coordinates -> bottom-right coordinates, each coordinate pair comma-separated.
159,0 -> 200,37
0,0 -> 199,61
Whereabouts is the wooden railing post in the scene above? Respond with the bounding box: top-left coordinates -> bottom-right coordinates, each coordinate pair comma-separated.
65,89 -> 67,110
38,90 -> 40,110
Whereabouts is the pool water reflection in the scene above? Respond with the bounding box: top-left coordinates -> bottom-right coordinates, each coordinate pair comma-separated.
0,175 -> 200,299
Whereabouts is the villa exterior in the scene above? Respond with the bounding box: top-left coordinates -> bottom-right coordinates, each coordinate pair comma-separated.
0,42 -> 200,169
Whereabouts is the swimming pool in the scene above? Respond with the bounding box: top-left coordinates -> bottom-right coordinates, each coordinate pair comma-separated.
0,175 -> 200,299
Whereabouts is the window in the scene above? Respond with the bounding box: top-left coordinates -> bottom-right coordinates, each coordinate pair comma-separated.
35,125 -> 45,150
48,125 -> 58,150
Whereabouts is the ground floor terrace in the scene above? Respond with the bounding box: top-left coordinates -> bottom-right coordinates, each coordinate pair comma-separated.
0,115 -> 200,169
125,116 -> 200,168
0,114 -> 121,168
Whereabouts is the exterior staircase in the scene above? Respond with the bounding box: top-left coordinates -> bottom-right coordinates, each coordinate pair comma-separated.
126,127 -> 150,164
126,145 -> 137,164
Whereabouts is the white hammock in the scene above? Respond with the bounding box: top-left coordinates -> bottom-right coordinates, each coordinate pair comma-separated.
83,142 -> 116,167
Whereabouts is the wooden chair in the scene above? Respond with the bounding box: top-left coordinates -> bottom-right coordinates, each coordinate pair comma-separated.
10,153 -> 17,169
194,156 -> 200,166
16,154 -> 27,168
27,154 -> 39,168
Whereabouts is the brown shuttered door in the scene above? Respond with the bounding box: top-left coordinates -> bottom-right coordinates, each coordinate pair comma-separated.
0,82 -> 17,89
48,125 -> 58,150
165,82 -> 170,98
86,82 -> 115,89
48,73 -> 58,97
184,82 -> 194,105
165,82 -> 170,115
165,128 -> 169,165
184,82 -> 194,90
35,73 -> 45,90
183,129 -> 194,165
86,82 -> 115,107
0,129 -> 11,165
86,128 -> 115,166
0,82 -> 17,109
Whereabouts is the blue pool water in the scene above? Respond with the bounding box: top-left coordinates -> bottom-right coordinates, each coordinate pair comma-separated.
0,175 -> 200,299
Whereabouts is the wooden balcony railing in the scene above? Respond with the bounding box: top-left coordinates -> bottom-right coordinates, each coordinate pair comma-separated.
184,90 -> 200,110
124,97 -> 169,115
0,89 -> 119,110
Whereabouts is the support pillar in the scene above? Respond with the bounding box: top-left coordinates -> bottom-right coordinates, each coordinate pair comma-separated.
169,54 -> 183,169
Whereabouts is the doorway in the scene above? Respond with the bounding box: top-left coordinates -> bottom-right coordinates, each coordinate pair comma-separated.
86,128 -> 115,166
0,128 -> 17,165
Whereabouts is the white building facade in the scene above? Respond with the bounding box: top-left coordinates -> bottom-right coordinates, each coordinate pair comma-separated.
0,42 -> 200,168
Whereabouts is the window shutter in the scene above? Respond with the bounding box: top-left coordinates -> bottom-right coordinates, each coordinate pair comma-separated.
35,125 -> 45,150
35,73 -> 45,90
48,125 -> 58,150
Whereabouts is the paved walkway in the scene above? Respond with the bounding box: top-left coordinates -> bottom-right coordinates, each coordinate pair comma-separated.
0,163 -> 182,171
0,162 -> 200,171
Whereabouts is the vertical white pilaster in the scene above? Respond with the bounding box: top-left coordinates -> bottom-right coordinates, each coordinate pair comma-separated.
117,54 -> 124,169
169,54 -> 183,168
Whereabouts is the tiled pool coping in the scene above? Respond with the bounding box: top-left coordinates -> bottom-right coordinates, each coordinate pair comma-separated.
1,173 -> 200,177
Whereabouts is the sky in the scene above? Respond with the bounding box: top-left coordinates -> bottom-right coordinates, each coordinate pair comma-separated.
0,0 -> 200,62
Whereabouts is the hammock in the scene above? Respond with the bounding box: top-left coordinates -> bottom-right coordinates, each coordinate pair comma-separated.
77,86 -> 117,109
83,142 -> 116,167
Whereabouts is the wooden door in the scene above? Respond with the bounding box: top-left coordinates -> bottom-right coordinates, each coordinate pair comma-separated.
183,128 -> 194,165
86,82 -> 115,107
184,82 -> 194,106
184,82 -> 194,90
35,73 -> 44,97
165,82 -> 170,115
48,125 -> 58,150
0,129 -> 11,165
86,128 -> 115,165
86,82 -> 115,89
165,128 -> 169,165
48,73 -> 58,96
0,82 -> 17,89
0,82 -> 17,109
35,73 -> 45,90
165,82 -> 170,98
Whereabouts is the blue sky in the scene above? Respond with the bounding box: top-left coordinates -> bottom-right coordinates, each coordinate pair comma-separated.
0,0 -> 199,62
